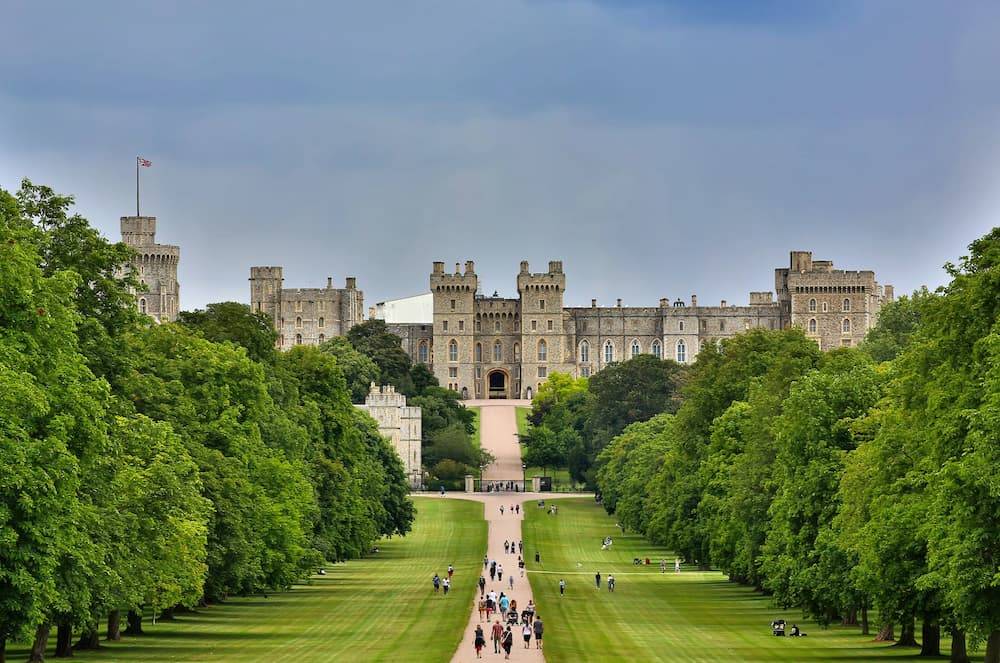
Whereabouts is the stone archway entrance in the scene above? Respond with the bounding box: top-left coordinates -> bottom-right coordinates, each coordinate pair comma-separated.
487,370 -> 508,399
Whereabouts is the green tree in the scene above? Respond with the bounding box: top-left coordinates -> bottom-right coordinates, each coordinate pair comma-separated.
346,319 -> 414,394
860,289 -> 930,363
319,336 -> 379,402
178,301 -> 278,364
522,425 -> 566,476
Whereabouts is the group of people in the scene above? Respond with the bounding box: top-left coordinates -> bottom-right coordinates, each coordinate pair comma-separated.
593,571 -> 616,592
432,564 -> 456,596
484,481 -> 521,493
473,611 -> 543,658
498,503 -> 521,516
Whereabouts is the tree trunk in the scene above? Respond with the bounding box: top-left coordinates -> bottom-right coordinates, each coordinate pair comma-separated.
949,628 -> 969,663
1,636 -> 6,663
894,616 -> 918,647
919,620 -> 939,657
159,607 -> 175,621
73,628 -> 99,651
984,631 -> 1000,663
861,605 -> 869,636
842,608 -> 858,626
28,623 -> 50,663
124,610 -> 143,636
875,622 -> 895,642
54,621 -> 72,658
106,611 -> 121,641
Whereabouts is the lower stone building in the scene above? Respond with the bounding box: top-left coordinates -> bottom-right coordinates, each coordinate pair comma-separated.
354,383 -> 422,488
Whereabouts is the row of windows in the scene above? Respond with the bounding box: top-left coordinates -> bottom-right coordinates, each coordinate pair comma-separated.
288,316 -> 327,329
796,285 -> 866,294
441,337 -> 694,364
278,333 -> 326,347
580,338 -> 686,363
807,318 -> 852,334
808,298 -> 852,313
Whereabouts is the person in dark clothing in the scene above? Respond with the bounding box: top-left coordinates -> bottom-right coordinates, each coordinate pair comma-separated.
533,616 -> 544,649
595,571 -> 601,589
474,625 -> 486,658
478,575 -> 486,596
502,626 -> 514,659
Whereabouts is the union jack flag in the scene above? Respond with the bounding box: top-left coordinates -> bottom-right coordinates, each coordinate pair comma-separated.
137,157 -> 151,167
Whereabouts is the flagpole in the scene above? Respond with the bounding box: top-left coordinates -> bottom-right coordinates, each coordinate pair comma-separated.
136,156 -> 140,216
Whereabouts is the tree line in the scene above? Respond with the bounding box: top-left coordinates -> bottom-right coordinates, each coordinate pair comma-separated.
0,181 -> 415,662
590,229 -> 1000,662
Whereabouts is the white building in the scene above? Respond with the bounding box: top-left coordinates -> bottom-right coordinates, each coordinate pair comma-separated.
355,383 -> 422,488
371,292 -> 433,324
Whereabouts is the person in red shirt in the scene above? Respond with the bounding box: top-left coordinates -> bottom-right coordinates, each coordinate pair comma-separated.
491,619 -> 504,654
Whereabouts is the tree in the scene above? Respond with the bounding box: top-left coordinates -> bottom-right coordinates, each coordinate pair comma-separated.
346,320 -> 414,394
178,301 -> 278,364
319,336 -> 379,402
860,289 -> 930,363
522,426 -> 566,477
529,372 -> 588,426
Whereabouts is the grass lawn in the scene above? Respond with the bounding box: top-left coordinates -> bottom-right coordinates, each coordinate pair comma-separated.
470,405 -> 481,449
9,497 -> 485,663
516,405 -> 530,439
522,497 -> 936,662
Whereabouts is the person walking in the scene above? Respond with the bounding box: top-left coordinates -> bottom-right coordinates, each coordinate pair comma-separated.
535,551 -> 540,564
479,575 -> 486,596
478,597 -> 486,621
660,559 -> 667,574
502,626 -> 514,659
559,578 -> 566,596
474,625 -> 486,659
484,555 -> 489,569
447,564 -> 454,579
525,599 -> 535,624
522,622 -> 532,649
533,615 -> 544,649
504,540 -> 510,554
519,540 -> 523,554
516,504 -> 520,515
608,574 -> 615,592
498,564 -> 504,582
519,557 -> 525,577
491,619 -> 503,654
595,571 -> 601,589
443,577 -> 450,595
433,573 -> 440,593
675,557 -> 681,574
490,563 -> 496,582
485,595 -> 494,620
508,573 -> 514,590
500,505 -> 505,515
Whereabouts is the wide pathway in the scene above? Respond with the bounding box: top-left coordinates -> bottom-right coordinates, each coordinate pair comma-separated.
443,400 -> 589,663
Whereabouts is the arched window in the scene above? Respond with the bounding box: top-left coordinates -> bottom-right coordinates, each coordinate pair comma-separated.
513,343 -> 520,362
822,302 -> 829,313
676,339 -> 687,363
295,316 -> 303,329
808,318 -> 817,333
843,298 -> 851,312
279,334 -> 285,347
139,298 -> 147,314
526,386 -> 533,400
808,298 -> 817,313
842,318 -> 851,333
318,317 -> 325,328
631,339 -> 641,358
679,320 -> 685,331
448,339 -> 458,362
318,333 -> 325,343
537,339 -> 547,362
580,340 -> 590,363
418,341 -> 429,363
295,333 -> 302,345
652,339 -> 662,359
494,341 -> 503,362
495,320 -> 501,333
475,343 -> 482,362
604,340 -> 614,364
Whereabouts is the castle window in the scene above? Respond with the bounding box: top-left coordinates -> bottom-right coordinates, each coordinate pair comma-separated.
451,299 -> 456,311
318,317 -> 325,328
603,340 -> 615,364
296,316 -> 303,329
279,335 -> 284,347
652,340 -> 662,359
676,339 -> 687,363
822,302 -> 829,313
631,339 -> 641,358
139,297 -> 147,314
581,366 -> 591,378
295,301 -> 303,312
449,367 -> 458,378
843,298 -> 851,312
538,300 -> 545,310
443,320 -> 448,331
841,339 -> 852,347
494,341 -> 503,362
449,339 -> 458,362
701,319 -> 707,331
476,321 -> 481,331
419,341 -> 429,363
809,318 -> 817,333
514,321 -> 520,332
531,320 -> 537,331
495,321 -> 501,333
842,318 -> 851,333
538,366 -> 547,378
547,319 -> 553,331
719,320 -> 725,331
475,343 -> 482,362
318,333 -> 325,343
808,298 -> 817,312
537,339 -> 547,361
580,340 -> 590,363
476,366 -> 482,378
295,333 -> 302,345
679,320 -> 685,332
459,320 -> 465,331
513,343 -> 520,361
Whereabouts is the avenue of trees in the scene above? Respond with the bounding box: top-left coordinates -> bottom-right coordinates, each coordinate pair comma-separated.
0,181 -> 414,662
592,229 -> 1000,662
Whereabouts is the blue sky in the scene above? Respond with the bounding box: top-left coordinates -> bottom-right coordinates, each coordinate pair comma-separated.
3,1 -> 999,309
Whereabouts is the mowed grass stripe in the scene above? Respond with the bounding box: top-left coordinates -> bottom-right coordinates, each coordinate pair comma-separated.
9,497 -> 485,663
522,498 -> 921,662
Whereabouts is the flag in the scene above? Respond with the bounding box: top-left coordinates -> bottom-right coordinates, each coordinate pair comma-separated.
138,157 -> 152,167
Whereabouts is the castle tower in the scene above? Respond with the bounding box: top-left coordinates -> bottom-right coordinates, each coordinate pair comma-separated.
249,266 -> 284,329
430,261 -> 478,397
517,260 -> 566,399
120,216 -> 180,322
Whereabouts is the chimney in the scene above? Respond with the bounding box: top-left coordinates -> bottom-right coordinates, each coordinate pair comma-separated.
591,298 -> 597,308
520,260 -> 530,274
548,260 -> 563,274
616,298 -> 622,307
455,262 -> 461,275
721,300 -> 727,307
465,260 -> 475,274
327,277 -> 332,289
433,261 -> 445,274
691,294 -> 697,307
346,277 -> 357,289
659,298 -> 668,307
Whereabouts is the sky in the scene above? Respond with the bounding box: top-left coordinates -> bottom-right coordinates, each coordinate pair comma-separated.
3,1 -> 1000,311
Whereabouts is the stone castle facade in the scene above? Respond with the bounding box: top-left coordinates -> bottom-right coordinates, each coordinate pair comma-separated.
120,216 -> 180,322
249,267 -> 364,349
355,383 -> 422,488
386,251 -> 892,400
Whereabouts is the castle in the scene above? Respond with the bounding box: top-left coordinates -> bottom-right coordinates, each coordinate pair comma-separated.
355,383 -> 422,488
377,252 -> 892,400
120,216 -> 180,322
